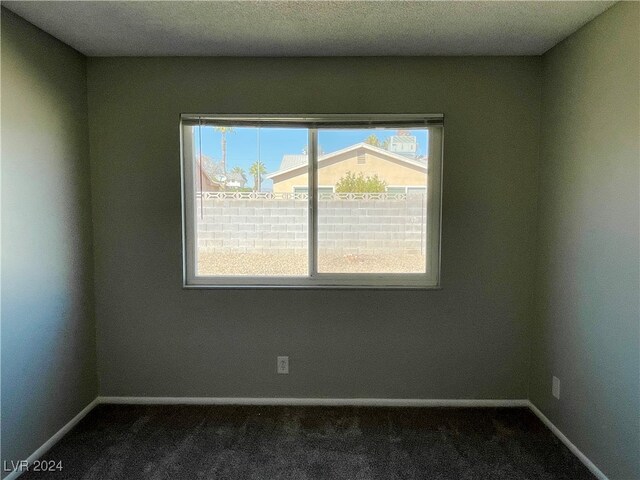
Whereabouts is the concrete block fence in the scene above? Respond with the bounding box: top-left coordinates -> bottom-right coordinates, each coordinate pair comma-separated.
196,194 -> 427,255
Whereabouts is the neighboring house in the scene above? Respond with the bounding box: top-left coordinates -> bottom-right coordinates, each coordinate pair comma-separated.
195,154 -> 247,191
266,142 -> 428,194
195,154 -> 225,192
226,171 -> 247,189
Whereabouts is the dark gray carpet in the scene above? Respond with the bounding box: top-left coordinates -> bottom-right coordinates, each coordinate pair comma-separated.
19,405 -> 595,479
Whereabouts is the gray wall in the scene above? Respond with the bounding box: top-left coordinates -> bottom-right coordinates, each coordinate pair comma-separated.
0,9 -> 97,474
530,3 -> 640,480
4,5 -> 638,478
87,56 -> 541,399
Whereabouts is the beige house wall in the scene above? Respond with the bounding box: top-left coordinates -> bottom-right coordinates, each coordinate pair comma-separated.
272,150 -> 427,193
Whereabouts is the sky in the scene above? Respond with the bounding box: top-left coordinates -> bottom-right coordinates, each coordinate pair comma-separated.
193,126 -> 429,190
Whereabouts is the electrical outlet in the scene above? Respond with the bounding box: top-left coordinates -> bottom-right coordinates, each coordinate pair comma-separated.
552,376 -> 560,399
277,356 -> 289,374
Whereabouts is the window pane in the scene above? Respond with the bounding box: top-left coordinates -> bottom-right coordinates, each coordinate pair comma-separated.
191,126 -> 308,276
316,128 -> 429,274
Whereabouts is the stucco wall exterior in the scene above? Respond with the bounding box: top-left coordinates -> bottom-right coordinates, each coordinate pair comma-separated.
271,149 -> 427,193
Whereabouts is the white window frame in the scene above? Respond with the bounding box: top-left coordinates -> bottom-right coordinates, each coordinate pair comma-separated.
293,185 -> 335,194
385,185 -> 428,194
181,114 -> 443,289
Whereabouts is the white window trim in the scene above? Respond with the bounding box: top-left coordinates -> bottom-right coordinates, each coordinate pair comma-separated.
385,185 -> 428,193
181,114 -> 443,289
293,185 -> 335,193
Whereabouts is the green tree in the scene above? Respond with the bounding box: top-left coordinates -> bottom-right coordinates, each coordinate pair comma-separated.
381,137 -> 390,150
250,160 -> 267,192
230,165 -> 247,182
335,171 -> 387,193
214,127 -> 234,174
364,134 -> 380,147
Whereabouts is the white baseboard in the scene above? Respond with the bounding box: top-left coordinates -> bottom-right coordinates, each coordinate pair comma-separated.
527,401 -> 608,480
98,396 -> 529,408
5,396 -> 607,480
3,397 -> 99,480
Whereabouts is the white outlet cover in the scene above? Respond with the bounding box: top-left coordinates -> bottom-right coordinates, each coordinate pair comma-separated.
552,376 -> 560,399
277,356 -> 289,374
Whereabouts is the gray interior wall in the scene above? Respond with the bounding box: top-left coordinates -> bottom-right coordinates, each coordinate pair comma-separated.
87,56 -> 541,400
530,3 -> 640,479
0,8 -> 97,474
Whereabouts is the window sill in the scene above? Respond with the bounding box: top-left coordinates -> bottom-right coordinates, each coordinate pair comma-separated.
183,278 -> 442,290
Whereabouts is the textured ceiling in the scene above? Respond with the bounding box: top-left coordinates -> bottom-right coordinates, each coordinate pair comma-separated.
3,1 -> 616,57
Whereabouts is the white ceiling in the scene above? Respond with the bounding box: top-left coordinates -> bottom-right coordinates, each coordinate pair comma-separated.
3,1 -> 616,57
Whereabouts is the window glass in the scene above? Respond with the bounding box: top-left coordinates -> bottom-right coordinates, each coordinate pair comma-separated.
317,129 -> 429,274
181,116 -> 442,287
189,126 -> 308,276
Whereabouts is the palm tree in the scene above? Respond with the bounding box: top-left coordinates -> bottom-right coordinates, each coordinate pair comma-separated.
381,137 -> 391,150
229,166 -> 247,189
249,160 -> 267,192
364,134 -> 380,147
230,165 -> 247,181
214,127 -> 234,174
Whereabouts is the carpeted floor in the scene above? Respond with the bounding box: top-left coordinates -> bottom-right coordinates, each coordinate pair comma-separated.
18,405 -> 595,479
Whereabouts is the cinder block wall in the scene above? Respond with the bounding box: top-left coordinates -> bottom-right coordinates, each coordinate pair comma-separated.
197,196 -> 426,255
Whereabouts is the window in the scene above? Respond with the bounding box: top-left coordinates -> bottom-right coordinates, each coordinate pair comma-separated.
386,186 -> 428,195
181,115 -> 443,288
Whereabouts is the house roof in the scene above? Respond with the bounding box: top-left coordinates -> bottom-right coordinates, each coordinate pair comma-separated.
279,154 -> 308,171
197,155 -> 248,186
266,143 -> 427,180
226,171 -> 247,186
197,154 -> 225,185
226,171 -> 246,184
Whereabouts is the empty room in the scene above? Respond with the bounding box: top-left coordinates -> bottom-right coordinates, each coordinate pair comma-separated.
1,1 -> 638,479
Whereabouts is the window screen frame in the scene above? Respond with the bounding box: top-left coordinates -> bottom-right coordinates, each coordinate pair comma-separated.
180,114 -> 443,289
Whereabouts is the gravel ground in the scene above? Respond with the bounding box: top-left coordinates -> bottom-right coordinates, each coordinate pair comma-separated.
198,251 -> 426,275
